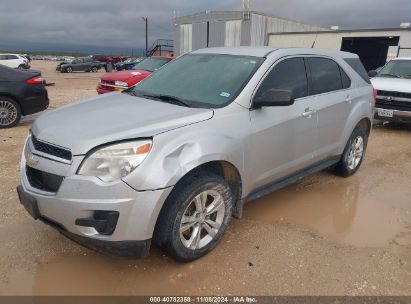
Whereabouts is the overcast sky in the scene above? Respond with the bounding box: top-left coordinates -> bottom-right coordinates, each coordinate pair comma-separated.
0,0 -> 410,54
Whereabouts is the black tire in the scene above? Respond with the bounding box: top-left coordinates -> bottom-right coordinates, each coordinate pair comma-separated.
17,64 -> 25,70
0,97 -> 21,128
154,171 -> 233,262
91,66 -> 98,72
335,126 -> 368,177
65,66 -> 73,73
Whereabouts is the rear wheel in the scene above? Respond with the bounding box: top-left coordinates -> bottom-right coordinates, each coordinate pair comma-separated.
335,126 -> 368,177
154,171 -> 233,262
0,97 -> 21,128
91,66 -> 98,72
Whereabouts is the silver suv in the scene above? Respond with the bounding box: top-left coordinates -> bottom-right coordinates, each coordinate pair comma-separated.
17,47 -> 373,262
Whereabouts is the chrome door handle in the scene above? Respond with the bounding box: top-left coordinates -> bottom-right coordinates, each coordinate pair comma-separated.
345,96 -> 352,104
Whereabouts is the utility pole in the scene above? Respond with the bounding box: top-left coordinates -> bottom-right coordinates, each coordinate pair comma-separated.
141,17 -> 148,56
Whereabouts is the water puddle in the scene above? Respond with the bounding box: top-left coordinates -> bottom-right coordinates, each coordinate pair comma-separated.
244,172 -> 411,247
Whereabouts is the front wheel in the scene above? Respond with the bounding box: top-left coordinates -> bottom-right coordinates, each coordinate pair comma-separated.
91,66 -> 98,72
154,172 -> 233,262
65,66 -> 73,73
335,126 -> 368,177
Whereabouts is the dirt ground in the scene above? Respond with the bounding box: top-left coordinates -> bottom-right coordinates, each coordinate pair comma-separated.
0,61 -> 410,296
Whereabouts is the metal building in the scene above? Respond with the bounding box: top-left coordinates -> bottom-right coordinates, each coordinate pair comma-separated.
173,11 -> 329,56
268,28 -> 411,71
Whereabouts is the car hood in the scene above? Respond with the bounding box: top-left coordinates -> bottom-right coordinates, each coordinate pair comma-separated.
371,77 -> 411,93
31,92 -> 214,155
101,69 -> 151,85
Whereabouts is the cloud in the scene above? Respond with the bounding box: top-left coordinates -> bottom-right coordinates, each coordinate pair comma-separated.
0,0 -> 409,53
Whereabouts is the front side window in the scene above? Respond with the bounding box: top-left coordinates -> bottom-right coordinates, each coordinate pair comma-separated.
377,60 -> 411,79
255,57 -> 308,100
127,54 -> 264,108
308,57 -> 343,95
132,57 -> 172,72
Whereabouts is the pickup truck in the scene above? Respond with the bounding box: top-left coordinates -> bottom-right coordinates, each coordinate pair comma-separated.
369,57 -> 411,123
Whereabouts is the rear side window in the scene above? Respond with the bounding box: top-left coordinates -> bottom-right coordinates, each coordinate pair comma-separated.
308,57 -> 342,95
6,55 -> 18,60
256,57 -> 308,99
343,58 -> 371,84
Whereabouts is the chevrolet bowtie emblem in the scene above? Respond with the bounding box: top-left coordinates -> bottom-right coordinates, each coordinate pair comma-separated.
385,96 -> 393,101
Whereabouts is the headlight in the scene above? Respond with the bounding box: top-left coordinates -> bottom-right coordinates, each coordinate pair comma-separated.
78,140 -> 152,182
114,81 -> 128,88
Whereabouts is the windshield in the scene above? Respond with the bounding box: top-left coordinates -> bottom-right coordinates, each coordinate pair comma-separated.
377,60 -> 411,79
132,57 -> 171,72
126,54 -> 263,108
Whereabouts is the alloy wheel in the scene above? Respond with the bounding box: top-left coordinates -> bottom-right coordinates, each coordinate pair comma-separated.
347,136 -> 364,170
180,190 -> 225,250
0,100 -> 18,127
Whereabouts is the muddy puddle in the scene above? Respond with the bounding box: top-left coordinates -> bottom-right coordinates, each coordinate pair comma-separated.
245,170 -> 411,247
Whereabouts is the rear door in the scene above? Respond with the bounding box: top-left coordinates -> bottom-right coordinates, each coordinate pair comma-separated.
306,57 -> 352,161
248,56 -> 318,190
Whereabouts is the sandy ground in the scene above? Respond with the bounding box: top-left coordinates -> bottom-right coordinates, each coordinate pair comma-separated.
0,61 -> 410,296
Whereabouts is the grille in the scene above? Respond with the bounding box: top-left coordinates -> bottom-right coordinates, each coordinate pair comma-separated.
31,135 -> 72,161
26,166 -> 64,192
377,90 -> 411,100
376,99 -> 411,111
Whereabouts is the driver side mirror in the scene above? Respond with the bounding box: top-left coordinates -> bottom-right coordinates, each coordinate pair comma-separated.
368,70 -> 378,78
253,89 -> 294,109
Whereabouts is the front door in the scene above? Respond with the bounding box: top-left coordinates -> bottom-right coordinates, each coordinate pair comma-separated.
248,57 -> 318,191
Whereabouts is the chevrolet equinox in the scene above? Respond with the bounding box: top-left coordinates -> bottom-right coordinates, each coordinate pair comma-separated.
17,47 -> 374,262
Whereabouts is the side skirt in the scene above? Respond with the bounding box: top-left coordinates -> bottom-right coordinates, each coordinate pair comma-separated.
234,156 -> 341,219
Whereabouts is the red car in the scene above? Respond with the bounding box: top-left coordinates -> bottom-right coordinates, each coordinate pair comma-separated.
96,56 -> 173,94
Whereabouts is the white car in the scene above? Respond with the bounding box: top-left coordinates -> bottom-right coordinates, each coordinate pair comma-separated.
370,57 -> 411,123
0,54 -> 29,69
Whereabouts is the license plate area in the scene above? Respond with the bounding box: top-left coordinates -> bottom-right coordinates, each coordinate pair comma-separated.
17,186 -> 40,219
377,108 -> 394,118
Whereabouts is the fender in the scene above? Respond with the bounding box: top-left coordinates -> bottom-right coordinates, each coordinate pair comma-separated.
123,105 -> 250,192
338,95 -> 372,155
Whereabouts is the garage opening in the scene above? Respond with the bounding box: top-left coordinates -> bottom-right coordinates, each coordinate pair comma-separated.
341,36 -> 399,71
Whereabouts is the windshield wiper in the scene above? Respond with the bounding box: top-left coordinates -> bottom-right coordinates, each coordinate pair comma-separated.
142,94 -> 192,107
379,73 -> 401,78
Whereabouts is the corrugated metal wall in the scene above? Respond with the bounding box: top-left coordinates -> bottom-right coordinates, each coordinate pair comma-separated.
208,20 -> 226,47
225,20 -> 242,47
173,11 -> 329,55
192,22 -> 208,50
268,30 -> 411,51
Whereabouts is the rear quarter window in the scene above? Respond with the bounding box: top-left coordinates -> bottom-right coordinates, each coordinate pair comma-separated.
343,58 -> 371,84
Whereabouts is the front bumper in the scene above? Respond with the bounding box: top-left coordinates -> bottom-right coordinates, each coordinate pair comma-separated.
18,140 -> 173,257
374,107 -> 411,123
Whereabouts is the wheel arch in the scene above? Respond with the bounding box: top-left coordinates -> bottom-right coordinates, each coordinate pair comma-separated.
0,93 -> 21,113
151,160 -> 243,239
